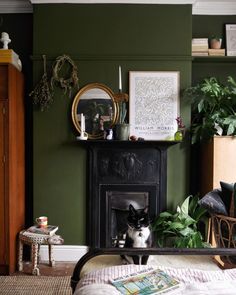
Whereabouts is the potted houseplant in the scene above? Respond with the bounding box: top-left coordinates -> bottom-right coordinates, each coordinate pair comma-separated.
114,93 -> 129,140
152,195 -> 209,248
184,76 -> 236,196
209,35 -> 222,49
184,76 -> 236,144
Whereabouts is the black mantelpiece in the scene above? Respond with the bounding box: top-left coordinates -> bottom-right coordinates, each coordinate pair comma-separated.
79,140 -> 177,248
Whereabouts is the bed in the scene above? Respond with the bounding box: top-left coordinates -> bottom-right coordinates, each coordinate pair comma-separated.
71,248 -> 236,295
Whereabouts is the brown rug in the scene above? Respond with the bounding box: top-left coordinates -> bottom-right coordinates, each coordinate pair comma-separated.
0,276 -> 72,294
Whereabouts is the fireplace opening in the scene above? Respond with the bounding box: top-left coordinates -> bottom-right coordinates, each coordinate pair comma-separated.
99,184 -> 158,247
108,191 -> 149,247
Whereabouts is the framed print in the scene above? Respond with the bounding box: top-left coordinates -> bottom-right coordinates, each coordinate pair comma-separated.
225,24 -> 236,56
129,71 -> 180,141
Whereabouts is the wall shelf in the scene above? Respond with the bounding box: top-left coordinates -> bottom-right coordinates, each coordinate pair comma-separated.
192,56 -> 236,63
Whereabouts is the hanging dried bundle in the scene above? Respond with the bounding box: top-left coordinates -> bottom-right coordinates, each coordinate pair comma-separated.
51,54 -> 79,97
29,55 -> 52,111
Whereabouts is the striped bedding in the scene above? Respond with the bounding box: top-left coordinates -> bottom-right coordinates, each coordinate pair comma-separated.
74,264 -> 236,295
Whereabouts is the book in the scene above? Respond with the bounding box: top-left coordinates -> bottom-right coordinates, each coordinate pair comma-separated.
192,45 -> 209,52
208,49 -> 225,56
111,267 -> 183,295
192,51 -> 209,56
26,225 -> 59,236
192,38 -> 208,44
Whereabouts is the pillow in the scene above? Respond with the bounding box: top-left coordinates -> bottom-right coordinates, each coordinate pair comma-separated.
220,181 -> 236,217
198,189 -> 228,216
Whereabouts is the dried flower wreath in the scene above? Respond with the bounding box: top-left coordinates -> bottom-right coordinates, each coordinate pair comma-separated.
51,54 -> 79,97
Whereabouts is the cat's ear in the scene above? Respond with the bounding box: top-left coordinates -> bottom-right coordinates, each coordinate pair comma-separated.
143,207 -> 149,214
129,204 -> 136,214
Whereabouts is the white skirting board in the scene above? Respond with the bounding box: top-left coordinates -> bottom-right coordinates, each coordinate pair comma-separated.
39,245 -> 89,262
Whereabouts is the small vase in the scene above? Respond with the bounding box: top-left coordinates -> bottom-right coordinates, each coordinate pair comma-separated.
174,128 -> 184,141
115,123 -> 130,140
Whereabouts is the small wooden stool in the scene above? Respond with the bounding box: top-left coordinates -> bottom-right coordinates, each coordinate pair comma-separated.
18,230 -> 64,275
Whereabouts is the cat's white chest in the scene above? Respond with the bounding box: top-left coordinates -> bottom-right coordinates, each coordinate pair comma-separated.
127,227 -> 150,247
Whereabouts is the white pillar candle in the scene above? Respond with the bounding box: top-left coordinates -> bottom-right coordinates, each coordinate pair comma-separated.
83,114 -> 86,132
119,65 -> 122,92
80,113 -> 85,132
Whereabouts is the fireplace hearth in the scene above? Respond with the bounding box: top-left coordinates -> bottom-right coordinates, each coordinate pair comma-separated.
80,140 -> 176,248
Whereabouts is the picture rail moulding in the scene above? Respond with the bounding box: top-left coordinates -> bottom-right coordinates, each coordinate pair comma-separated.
1,0 -> 236,14
29,0 -> 236,16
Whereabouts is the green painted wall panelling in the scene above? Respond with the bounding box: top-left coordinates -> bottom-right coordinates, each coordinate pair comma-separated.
32,4 -> 192,245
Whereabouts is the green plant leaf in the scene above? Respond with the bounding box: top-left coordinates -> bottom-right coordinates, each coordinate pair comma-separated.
179,227 -> 194,237
168,222 -> 185,230
180,196 -> 190,215
159,211 -> 173,218
198,99 -> 205,113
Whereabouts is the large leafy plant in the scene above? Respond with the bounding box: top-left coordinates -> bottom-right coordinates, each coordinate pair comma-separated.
184,76 -> 236,144
152,195 -> 209,248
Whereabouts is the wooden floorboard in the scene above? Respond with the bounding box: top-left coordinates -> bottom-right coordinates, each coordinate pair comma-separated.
14,261 -> 76,276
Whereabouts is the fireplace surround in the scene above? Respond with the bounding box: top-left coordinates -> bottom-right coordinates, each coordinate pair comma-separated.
80,140 -> 176,248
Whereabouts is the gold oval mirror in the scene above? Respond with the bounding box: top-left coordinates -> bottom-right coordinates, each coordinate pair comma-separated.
72,83 -> 118,139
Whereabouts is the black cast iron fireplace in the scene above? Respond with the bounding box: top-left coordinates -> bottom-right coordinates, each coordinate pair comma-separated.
80,140 -> 176,248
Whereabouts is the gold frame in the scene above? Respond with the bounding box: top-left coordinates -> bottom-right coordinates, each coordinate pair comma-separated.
71,83 -> 118,139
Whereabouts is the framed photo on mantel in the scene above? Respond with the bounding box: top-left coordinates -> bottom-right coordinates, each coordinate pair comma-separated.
129,71 -> 180,141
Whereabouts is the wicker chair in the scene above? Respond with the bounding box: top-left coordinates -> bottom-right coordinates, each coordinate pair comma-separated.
211,214 -> 236,249
210,190 -> 236,268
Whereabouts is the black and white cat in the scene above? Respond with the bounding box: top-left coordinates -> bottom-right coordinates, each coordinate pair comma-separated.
122,204 -> 153,265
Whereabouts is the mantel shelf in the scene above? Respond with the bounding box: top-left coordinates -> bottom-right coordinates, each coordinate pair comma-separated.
75,139 -> 180,148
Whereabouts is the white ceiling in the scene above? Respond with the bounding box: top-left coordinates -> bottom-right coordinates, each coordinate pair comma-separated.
1,0 -> 236,15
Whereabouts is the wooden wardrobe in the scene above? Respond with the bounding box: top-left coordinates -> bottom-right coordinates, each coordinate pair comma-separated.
0,63 -> 25,274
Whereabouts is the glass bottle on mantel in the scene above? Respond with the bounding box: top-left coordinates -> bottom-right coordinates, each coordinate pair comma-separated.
174,116 -> 185,141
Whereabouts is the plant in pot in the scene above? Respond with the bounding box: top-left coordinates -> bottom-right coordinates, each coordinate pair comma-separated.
114,92 -> 129,140
184,76 -> 236,144
152,195 -> 209,248
209,35 -> 222,49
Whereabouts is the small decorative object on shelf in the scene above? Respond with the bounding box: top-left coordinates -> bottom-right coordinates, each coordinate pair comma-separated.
174,116 -> 185,141
0,32 -> 11,49
35,215 -> 48,228
76,113 -> 88,140
0,32 -> 22,71
114,65 -> 130,140
209,35 -> 222,49
105,128 -> 113,140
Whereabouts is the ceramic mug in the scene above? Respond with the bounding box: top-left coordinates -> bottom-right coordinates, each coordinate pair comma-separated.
36,216 -> 48,228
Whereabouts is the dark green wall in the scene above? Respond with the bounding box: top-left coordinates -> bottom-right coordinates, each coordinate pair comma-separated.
1,8 -> 236,246
32,4 -> 192,245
